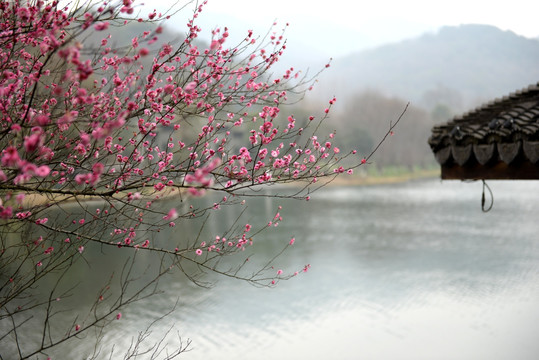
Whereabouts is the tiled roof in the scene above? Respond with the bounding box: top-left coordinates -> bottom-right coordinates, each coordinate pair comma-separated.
429,82 -> 539,167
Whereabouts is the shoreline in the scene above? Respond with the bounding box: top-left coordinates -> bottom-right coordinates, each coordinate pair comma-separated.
15,169 -> 442,208
325,168 -> 441,187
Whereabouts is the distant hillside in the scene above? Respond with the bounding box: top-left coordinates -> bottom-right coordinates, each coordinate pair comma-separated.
319,24 -> 539,112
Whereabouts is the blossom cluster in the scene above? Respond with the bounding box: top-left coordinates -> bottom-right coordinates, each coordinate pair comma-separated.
0,1 -> 379,357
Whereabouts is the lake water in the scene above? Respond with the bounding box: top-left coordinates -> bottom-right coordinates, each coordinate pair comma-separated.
7,178 -> 539,359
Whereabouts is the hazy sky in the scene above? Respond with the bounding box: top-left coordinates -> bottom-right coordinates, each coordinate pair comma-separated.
158,0 -> 539,58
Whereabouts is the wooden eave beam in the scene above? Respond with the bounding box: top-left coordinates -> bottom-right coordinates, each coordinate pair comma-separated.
441,160 -> 539,180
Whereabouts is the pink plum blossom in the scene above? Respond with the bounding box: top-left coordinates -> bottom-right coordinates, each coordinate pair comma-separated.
94,22 -> 109,31
163,208 -> 178,220
184,81 -> 197,94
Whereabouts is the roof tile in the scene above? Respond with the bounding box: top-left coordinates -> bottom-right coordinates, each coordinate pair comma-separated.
429,81 -> 539,165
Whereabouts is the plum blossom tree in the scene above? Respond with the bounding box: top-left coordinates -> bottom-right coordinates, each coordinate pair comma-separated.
0,0 -> 404,358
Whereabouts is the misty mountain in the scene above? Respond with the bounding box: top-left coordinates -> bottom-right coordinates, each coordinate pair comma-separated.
318,24 -> 539,112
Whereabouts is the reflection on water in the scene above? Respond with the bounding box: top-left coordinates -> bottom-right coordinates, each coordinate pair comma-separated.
26,179 -> 539,359
167,179 -> 539,360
